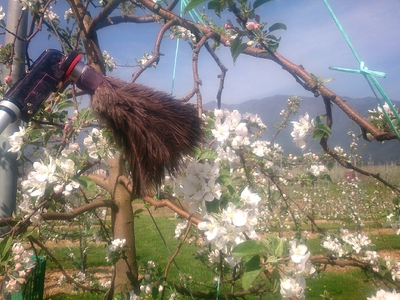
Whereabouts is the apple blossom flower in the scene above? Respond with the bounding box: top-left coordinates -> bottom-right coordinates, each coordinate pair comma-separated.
12,243 -> 25,255
175,220 -> 188,238
64,8 -> 74,20
245,22 -> 260,30
4,75 -> 13,87
147,260 -> 155,268
44,6 -> 59,21
291,113 -> 312,149
198,215 -> 221,241
103,50 -> 117,71
214,109 -> 224,118
208,249 -> 220,264
59,158 -> 75,174
280,277 -> 305,300
367,289 -> 400,300
225,20 -> 233,29
129,290 -> 140,300
63,180 -> 80,196
290,240 -> 308,264
106,238 -> 126,262
53,184 -> 64,194
212,119 -> 230,142
240,187 -> 261,206
309,164 -> 326,176
8,126 -> 26,159
322,236 -> 346,257
5,279 -> 19,294
221,203 -> 247,227
0,6 -> 5,20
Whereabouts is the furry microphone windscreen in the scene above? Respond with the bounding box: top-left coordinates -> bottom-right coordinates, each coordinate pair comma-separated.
89,76 -> 203,197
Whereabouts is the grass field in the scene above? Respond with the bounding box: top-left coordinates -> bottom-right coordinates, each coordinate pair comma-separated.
42,212 -> 400,299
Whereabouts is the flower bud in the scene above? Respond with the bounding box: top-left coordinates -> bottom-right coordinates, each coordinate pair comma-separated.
225,20 -> 232,29
4,75 -> 12,85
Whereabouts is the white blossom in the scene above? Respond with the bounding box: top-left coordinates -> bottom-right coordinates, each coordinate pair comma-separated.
240,187 -> 261,206
289,240 -> 308,264
367,289 -> 400,300
280,277 -> 305,300
309,164 -> 326,176
103,50 -> 117,71
8,126 -> 26,159
291,113 -> 312,149
0,6 -> 5,20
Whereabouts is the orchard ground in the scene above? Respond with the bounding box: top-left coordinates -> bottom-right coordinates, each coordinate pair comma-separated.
42,200 -> 400,299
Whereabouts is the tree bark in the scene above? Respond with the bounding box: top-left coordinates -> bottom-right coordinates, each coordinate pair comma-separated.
108,154 -> 139,295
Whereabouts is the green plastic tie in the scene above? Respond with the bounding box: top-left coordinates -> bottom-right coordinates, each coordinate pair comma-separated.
171,0 -> 205,94
329,61 -> 386,78
323,0 -> 400,139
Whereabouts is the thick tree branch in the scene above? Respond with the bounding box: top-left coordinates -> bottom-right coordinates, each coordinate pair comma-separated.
136,0 -> 397,141
42,199 -> 117,221
89,0 -> 125,35
311,254 -> 400,288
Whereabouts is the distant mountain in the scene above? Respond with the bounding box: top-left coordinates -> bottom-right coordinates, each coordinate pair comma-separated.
204,95 -> 400,164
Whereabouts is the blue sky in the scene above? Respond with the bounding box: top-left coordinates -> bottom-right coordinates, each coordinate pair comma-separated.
2,1 -> 399,104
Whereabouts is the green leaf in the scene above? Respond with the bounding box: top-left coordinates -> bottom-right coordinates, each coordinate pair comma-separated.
260,235 -> 284,256
242,255 -> 263,290
207,0 -> 223,16
321,174 -> 332,182
230,37 -> 248,64
271,267 -> 280,292
232,240 -> 264,258
78,176 -> 98,194
57,100 -> 75,110
266,255 -> 278,263
133,208 -> 145,217
14,57 -> 24,63
313,124 -> 331,139
205,198 -> 221,213
268,22 -> 287,32
253,0 -> 273,9
197,149 -> 218,160
184,0 -> 208,13
315,114 -> 324,124
274,239 -> 284,257
0,236 -> 12,262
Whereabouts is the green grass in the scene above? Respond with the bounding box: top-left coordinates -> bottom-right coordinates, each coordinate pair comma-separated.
46,244 -> 107,270
45,293 -> 102,300
369,233 -> 400,251
45,215 -> 216,299
44,214 -> 400,299
134,215 -> 216,285
305,270 -> 376,300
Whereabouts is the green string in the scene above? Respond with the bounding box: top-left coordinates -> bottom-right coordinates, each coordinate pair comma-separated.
171,0 -> 205,94
323,0 -> 400,139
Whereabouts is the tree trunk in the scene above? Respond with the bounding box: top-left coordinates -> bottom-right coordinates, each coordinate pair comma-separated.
108,154 -> 139,295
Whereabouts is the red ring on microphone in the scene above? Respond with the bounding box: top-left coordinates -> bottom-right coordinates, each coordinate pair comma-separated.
63,53 -> 83,82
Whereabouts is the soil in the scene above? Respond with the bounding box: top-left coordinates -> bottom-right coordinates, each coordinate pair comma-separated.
44,267 -> 112,298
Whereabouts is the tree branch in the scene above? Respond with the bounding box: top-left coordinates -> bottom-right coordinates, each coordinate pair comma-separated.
28,235 -> 106,293
42,199 -> 117,221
